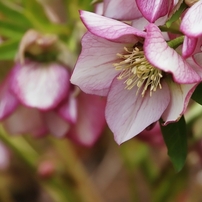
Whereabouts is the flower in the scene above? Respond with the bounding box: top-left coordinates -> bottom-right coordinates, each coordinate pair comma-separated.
0,30 -> 106,147
180,0 -> 202,38
180,1 -> 202,58
71,11 -> 201,144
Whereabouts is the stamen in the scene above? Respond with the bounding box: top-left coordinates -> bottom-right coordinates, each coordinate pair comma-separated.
113,46 -> 163,97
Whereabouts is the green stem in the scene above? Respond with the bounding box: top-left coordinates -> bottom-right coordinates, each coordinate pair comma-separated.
50,137 -> 104,202
167,36 -> 184,49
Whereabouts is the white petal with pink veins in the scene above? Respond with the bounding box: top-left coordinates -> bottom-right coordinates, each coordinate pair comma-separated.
182,36 -> 197,58
80,11 -> 146,43
68,92 -> 106,147
106,79 -> 170,144
71,32 -> 124,96
136,0 -> 169,23
144,23 -> 200,84
180,1 -> 202,37
11,61 -> 70,110
162,81 -> 197,124
104,0 -> 142,20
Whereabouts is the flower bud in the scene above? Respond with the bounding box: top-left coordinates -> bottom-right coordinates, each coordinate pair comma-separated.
17,29 -> 58,63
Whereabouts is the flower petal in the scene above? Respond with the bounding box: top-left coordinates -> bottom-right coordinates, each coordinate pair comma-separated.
182,36 -> 197,58
103,0 -> 142,20
136,0 -> 169,23
180,1 -> 202,37
3,105 -> 46,136
44,111 -> 70,138
80,10 -> 146,43
71,32 -> 123,96
67,92 -> 106,147
57,91 -> 78,124
0,77 -> 19,120
144,23 -> 200,84
106,78 -> 170,144
162,81 -> 197,124
11,61 -> 70,110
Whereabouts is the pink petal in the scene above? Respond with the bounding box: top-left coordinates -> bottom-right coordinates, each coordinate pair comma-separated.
80,10 -> 146,43
103,0 -> 142,20
57,91 -> 78,124
0,77 -> 19,120
132,17 -> 149,31
11,61 -> 70,110
95,3 -> 104,15
67,92 -> 106,147
136,0 -> 169,23
180,1 -> 202,37
44,111 -> 70,138
182,36 -> 197,58
71,32 -> 124,96
162,81 -> 197,124
3,105 -> 46,136
106,78 -> 170,144
144,23 -> 200,84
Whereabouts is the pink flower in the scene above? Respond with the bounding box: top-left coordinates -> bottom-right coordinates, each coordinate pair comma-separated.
71,11 -> 201,144
0,64 -> 106,147
0,30 -> 106,147
180,1 -> 202,58
180,0 -> 202,38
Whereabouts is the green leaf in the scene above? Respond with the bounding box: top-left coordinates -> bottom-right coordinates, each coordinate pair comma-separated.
0,40 -> 19,60
191,83 -> 202,105
0,20 -> 26,39
160,116 -> 187,172
0,1 -> 31,27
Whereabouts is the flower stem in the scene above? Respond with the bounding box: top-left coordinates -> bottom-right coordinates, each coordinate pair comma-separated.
167,36 -> 184,49
50,137 -> 104,202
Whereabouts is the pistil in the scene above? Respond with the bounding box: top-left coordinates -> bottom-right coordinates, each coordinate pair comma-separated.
114,47 -> 163,97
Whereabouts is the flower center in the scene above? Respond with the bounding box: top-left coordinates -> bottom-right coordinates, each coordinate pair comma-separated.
113,46 -> 163,97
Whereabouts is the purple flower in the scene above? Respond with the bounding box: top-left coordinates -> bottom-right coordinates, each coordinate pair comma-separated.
71,11 -> 201,144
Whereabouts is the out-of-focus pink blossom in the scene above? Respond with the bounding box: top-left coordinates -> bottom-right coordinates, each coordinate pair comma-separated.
71,11 -> 201,144
0,30 -> 106,147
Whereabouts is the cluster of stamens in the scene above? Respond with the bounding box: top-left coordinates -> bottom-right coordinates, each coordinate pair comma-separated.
113,46 -> 163,97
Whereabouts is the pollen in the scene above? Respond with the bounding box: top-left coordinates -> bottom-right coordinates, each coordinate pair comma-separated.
113,46 -> 163,97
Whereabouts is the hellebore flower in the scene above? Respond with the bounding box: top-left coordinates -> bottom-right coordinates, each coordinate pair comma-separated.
180,0 -> 202,38
180,1 -> 202,58
0,29 -> 106,147
71,11 -> 201,144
